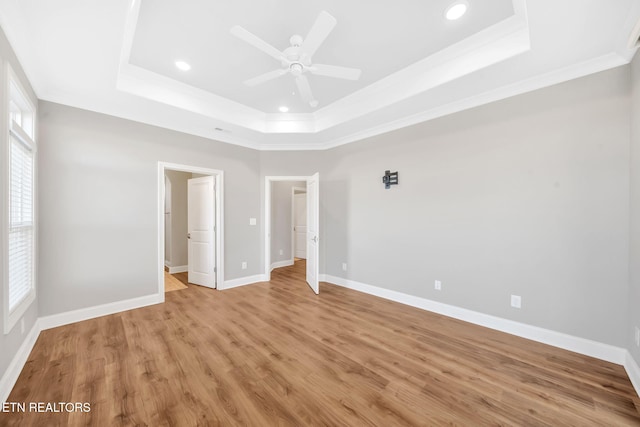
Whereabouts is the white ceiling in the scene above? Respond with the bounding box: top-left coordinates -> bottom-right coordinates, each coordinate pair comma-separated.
0,0 -> 639,150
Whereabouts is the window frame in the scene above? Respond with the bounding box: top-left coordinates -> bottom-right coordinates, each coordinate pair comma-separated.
3,64 -> 37,334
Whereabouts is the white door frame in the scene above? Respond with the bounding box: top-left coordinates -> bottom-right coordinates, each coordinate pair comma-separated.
291,187 -> 306,260
264,176 -> 314,281
158,162 -> 224,299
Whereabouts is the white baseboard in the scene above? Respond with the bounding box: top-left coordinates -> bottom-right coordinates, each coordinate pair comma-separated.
168,265 -> 188,274
222,274 -> 268,290
3,276 -> 637,405
0,319 -> 41,403
270,259 -> 294,271
322,274 -> 627,365
39,294 -> 163,331
625,351 -> 640,397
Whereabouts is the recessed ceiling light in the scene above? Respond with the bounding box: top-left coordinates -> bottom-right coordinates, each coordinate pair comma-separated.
279,106 -> 289,113
175,60 -> 191,71
445,2 -> 468,20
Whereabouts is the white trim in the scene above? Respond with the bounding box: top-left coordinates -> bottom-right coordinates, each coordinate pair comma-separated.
0,280 -> 637,405
318,53 -> 629,152
0,318 -> 40,403
270,260 -> 294,271
322,274 -> 627,365
116,0 -> 528,137
168,265 -> 188,274
1,293 -> 161,402
158,162 -> 224,294
222,274 -> 267,290
39,294 -> 162,331
625,352 -> 640,398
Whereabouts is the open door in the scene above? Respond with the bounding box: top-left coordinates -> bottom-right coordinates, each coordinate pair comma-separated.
188,176 -> 216,288
306,173 -> 320,294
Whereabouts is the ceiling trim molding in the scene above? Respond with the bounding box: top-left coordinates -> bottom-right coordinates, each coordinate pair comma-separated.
261,52 -> 630,151
117,0 -> 268,133
117,0 -> 530,135
312,0 -> 530,132
117,63 -> 268,131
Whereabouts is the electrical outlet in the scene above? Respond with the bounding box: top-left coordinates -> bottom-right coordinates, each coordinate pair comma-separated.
635,327 -> 640,347
342,263 -> 347,271
510,295 -> 522,309
279,249 -> 283,255
434,280 -> 442,290
241,262 -> 247,270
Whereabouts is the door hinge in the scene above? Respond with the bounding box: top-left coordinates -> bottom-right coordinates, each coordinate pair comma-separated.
214,267 -> 217,273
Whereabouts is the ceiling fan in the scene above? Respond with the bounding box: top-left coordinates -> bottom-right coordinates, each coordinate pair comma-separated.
230,11 -> 361,108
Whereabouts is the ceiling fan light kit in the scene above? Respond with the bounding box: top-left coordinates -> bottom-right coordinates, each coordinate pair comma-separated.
230,11 -> 362,109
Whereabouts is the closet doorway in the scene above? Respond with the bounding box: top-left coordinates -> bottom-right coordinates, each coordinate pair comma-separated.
158,162 -> 224,298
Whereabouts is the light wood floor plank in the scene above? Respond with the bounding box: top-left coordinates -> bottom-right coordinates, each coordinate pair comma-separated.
2,260 -> 639,426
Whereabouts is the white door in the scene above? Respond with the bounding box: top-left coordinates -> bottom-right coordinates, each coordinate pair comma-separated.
188,176 -> 216,288
294,192 -> 307,259
306,173 -> 320,294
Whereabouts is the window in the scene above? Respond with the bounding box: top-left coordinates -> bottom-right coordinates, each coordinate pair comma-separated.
4,66 -> 36,334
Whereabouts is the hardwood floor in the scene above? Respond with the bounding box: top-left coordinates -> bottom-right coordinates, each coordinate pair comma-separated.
164,271 -> 188,292
3,260 -> 640,426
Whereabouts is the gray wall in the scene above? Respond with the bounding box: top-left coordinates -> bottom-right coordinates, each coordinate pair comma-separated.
165,170 -> 190,268
37,102 -> 262,315
0,26 -> 39,388
2,29 -> 637,393
270,181 -> 305,265
322,66 -> 631,347
629,54 -> 640,366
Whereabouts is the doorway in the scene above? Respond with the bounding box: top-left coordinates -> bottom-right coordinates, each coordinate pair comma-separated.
265,174 -> 320,294
158,162 -> 224,298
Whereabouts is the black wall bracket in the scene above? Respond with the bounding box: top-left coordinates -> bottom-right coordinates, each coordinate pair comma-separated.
382,170 -> 398,189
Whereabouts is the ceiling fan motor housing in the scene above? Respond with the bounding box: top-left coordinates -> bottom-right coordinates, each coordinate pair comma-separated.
289,62 -> 304,76
231,11 -> 360,108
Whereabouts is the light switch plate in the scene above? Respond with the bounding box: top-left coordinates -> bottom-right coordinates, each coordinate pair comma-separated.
249,218 -> 257,225
511,295 -> 522,309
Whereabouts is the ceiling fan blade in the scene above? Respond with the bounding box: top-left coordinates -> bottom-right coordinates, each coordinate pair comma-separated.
230,25 -> 284,62
295,75 -> 319,108
243,69 -> 288,86
301,11 -> 337,58
309,64 -> 361,81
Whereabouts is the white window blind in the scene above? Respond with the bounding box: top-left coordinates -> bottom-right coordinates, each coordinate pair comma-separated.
8,132 -> 34,312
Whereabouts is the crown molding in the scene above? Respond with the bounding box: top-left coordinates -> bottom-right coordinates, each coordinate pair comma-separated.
116,0 -> 530,137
